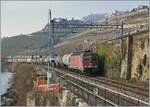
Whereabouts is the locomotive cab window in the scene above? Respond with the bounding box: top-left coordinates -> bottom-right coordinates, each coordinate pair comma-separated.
83,53 -> 97,61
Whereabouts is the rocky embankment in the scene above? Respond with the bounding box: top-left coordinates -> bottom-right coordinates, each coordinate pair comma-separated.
1,88 -> 17,106
26,65 -> 88,106
1,63 -> 36,106
1,64 -> 87,106
27,89 -> 88,106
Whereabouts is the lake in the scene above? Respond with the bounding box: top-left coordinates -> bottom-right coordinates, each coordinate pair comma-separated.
0,69 -> 12,95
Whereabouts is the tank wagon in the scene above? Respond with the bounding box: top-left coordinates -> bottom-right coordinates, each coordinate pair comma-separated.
62,53 -> 73,67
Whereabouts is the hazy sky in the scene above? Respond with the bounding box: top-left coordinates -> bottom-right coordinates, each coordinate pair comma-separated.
1,1 -> 149,37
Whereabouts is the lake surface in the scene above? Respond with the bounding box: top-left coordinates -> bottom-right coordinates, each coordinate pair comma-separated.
0,69 -> 12,95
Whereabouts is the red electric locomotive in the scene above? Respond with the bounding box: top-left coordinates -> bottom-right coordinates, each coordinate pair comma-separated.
62,50 -> 99,74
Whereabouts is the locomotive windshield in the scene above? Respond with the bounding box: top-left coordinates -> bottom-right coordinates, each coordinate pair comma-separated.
83,53 -> 97,61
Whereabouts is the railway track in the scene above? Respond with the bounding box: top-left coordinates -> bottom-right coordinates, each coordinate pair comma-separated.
53,67 -> 149,98
41,65 -> 149,104
53,67 -> 149,106
71,72 -> 149,97
92,76 -> 149,97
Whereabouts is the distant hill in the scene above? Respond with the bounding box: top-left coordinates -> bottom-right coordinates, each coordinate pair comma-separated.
82,13 -> 107,24
2,17 -> 92,56
2,34 -> 48,55
2,6 -> 149,56
1,20 -> 86,56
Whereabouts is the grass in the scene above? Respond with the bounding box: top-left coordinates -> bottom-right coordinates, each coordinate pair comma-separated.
97,42 -> 122,78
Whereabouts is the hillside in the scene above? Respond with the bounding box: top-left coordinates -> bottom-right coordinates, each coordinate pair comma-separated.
1,5 -> 149,82
82,13 -> 107,24
55,10 -> 149,55
2,27 -> 85,56
2,6 -> 149,56
53,8 -> 149,81
2,34 -> 49,55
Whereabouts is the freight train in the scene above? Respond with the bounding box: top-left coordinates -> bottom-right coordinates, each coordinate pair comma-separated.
6,50 -> 99,75
55,50 -> 99,75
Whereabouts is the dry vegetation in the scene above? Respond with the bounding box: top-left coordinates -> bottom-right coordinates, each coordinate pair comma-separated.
12,64 -> 36,106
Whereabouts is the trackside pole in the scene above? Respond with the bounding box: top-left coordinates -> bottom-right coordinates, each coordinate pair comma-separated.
47,62 -> 50,85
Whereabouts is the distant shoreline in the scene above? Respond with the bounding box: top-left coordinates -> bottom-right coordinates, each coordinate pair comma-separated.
0,67 -> 16,106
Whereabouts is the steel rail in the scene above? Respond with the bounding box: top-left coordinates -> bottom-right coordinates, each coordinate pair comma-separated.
68,80 -> 117,106
43,65 -> 148,97
52,67 -> 149,106
56,67 -> 149,97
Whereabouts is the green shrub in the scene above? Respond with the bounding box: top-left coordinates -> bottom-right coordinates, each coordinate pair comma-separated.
97,42 -> 121,77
